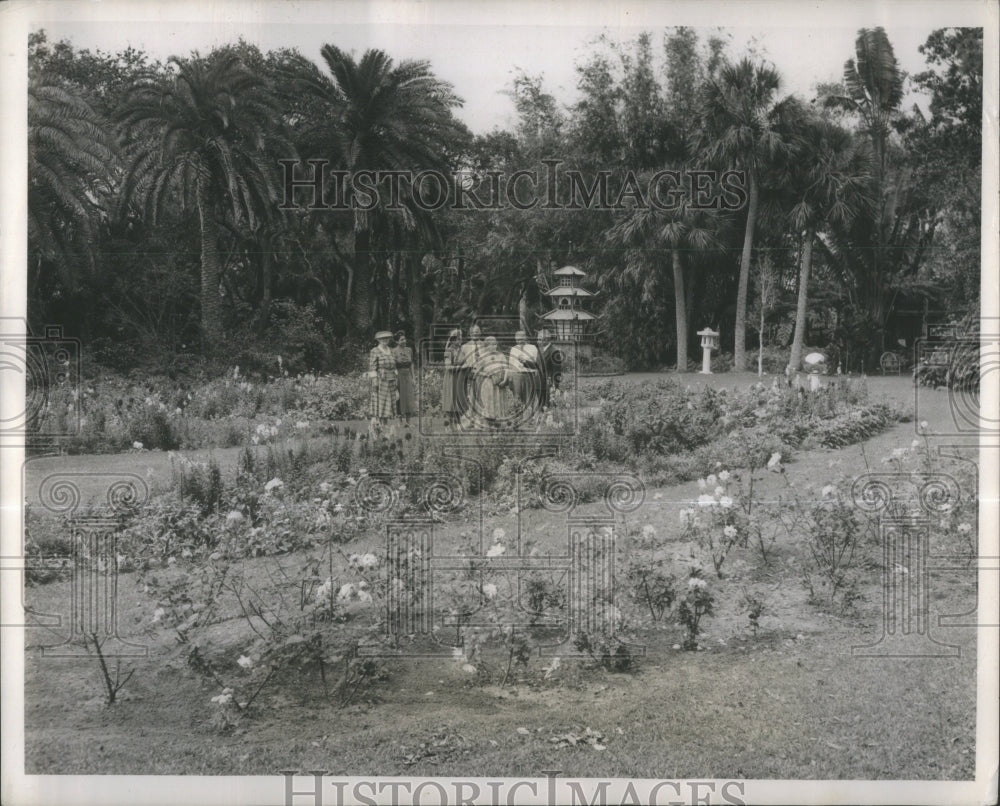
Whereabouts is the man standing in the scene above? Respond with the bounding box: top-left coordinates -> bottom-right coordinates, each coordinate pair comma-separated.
508,330 -> 541,414
537,329 -> 560,409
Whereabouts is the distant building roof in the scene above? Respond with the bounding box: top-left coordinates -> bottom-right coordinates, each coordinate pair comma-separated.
541,309 -> 598,321
546,287 -> 595,297
553,265 -> 586,276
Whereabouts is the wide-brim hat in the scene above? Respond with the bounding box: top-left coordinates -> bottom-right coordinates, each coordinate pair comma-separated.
374,331 -> 393,340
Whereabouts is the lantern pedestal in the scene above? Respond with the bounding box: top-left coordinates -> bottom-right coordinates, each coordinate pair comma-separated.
697,328 -> 720,375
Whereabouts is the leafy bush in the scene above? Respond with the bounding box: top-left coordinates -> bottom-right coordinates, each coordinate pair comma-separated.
811,404 -> 897,448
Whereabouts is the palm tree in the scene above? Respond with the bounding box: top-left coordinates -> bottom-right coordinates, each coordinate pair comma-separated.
118,51 -> 285,351
28,80 -> 116,289
283,45 -> 464,334
606,184 -> 718,372
787,117 -> 872,371
698,58 -> 788,372
823,27 -> 904,359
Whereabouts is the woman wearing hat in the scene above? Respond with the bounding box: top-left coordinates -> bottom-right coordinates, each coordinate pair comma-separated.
367,331 -> 398,434
393,330 -> 417,427
441,329 -> 462,429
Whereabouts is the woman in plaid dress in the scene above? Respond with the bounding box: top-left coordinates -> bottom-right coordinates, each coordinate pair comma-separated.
367,331 -> 398,430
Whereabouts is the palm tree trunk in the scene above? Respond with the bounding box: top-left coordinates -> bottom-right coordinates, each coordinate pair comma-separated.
672,250 -> 688,372
389,251 -> 401,327
197,178 -> 224,352
407,254 -> 423,366
789,229 -> 813,372
733,176 -> 759,372
519,289 -> 529,333
351,228 -> 374,334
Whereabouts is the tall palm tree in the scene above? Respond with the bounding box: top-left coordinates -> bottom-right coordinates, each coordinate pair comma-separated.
823,27 -> 904,358
698,58 -> 788,372
283,46 -> 464,334
28,80 -> 116,288
606,183 -> 718,372
787,117 -> 872,371
118,51 -> 285,351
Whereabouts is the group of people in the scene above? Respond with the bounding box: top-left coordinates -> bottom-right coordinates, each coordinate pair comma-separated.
441,326 -> 560,429
367,325 -> 561,432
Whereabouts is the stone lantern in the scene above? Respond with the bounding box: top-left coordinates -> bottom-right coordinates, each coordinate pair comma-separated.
803,351 -> 828,391
697,327 -> 720,374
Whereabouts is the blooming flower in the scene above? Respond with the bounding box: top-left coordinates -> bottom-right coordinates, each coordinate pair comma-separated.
486,543 -> 505,557
319,481 -> 331,494
821,485 -> 836,499
132,441 -> 144,450
237,655 -> 253,669
957,523 -> 972,534
767,452 -> 783,472
482,583 -> 498,599
211,688 -> 234,705
152,607 -> 165,623
718,471 -> 730,482
226,510 -> 244,523
337,583 -> 355,601
714,486 -> 725,497
919,420 -> 929,431
641,524 -> 657,540
687,576 -> 707,590
723,525 -> 737,539
719,496 -> 734,509
314,578 -> 332,602
697,478 -> 707,490
264,477 -> 283,493
491,528 -> 506,542
697,494 -> 716,507
706,474 -> 718,486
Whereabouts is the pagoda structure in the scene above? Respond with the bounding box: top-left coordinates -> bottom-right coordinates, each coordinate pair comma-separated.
540,265 -> 598,359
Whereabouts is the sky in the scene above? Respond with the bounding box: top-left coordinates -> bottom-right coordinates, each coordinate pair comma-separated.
27,0 -> 989,133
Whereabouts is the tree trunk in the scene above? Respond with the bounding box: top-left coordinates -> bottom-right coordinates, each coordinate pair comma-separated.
407,255 -> 423,366
519,289 -> 529,333
672,249 -> 688,372
733,176 -> 759,372
350,228 -> 374,334
685,261 -> 697,347
389,251 -> 401,328
197,178 -> 224,353
257,252 -> 272,335
788,229 -> 813,372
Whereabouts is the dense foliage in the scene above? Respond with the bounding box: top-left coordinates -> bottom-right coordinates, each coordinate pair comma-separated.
27,27 -> 981,373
